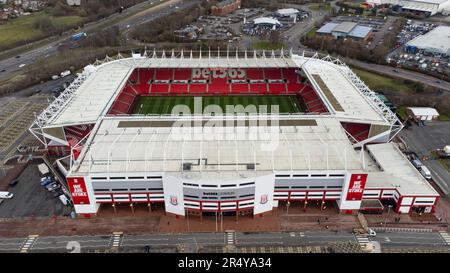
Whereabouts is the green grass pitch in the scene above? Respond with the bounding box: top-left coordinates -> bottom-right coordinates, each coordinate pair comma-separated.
132,96 -> 304,115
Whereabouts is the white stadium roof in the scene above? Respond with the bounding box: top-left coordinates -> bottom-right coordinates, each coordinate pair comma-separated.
35,52 -> 395,129
365,143 -> 438,196
70,116 -> 364,178
46,61 -> 133,127
292,56 -> 387,124
29,50 -> 437,198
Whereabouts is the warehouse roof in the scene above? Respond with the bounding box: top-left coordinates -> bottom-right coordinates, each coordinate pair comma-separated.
348,25 -> 373,38
333,22 -> 358,33
317,22 -> 372,39
406,26 -> 450,55
317,22 -> 339,34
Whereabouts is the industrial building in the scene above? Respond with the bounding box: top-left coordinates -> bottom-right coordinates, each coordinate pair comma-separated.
29,50 -> 439,219
405,25 -> 450,56
367,0 -> 450,16
317,22 -> 373,41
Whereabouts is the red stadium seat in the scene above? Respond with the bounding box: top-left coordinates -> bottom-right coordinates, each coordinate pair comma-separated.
283,68 -> 299,83
154,69 -> 173,80
173,69 -> 192,81
171,84 -> 189,94
231,83 -> 249,94
267,83 -> 286,94
208,78 -> 229,94
264,69 -> 282,79
249,83 -> 267,93
286,83 -> 306,94
151,84 -> 170,94
189,83 -> 207,94
246,69 -> 265,80
341,122 -> 371,142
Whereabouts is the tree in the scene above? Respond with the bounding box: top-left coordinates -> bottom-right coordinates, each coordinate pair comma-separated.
33,17 -> 56,33
269,30 -> 280,45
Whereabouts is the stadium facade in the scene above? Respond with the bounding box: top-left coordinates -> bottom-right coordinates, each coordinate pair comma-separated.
30,50 -> 439,218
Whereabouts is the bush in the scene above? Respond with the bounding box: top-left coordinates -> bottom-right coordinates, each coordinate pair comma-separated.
33,17 -> 56,33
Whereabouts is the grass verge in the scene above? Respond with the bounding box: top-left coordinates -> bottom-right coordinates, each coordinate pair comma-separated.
0,11 -> 84,48
351,68 -> 413,94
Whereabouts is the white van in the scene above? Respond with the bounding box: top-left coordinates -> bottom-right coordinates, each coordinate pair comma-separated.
419,166 -> 432,180
0,191 -> 14,199
59,194 -> 70,206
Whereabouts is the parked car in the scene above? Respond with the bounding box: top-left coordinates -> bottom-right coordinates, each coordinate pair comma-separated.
46,182 -> 61,192
411,159 -> 423,169
0,191 -> 14,199
40,176 -> 54,187
419,166 -> 432,180
59,194 -> 71,206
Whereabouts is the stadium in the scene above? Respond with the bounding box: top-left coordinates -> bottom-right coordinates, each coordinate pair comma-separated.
29,50 -> 439,219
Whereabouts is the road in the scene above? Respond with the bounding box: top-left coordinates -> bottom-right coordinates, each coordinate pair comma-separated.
0,230 -> 448,253
345,58 -> 450,92
0,0 -> 196,82
283,2 -> 339,50
399,122 -> 450,196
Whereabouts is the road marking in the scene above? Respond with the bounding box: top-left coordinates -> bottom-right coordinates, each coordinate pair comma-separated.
354,234 -> 370,249
20,235 -> 39,253
439,231 -> 450,245
226,230 -> 235,245
110,232 -> 123,249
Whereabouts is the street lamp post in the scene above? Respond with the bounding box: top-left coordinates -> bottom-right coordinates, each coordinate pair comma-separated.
384,205 -> 393,226
186,209 -> 190,232
215,212 -> 218,232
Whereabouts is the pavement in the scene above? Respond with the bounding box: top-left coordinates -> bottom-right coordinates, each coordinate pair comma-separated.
399,121 -> 450,195
0,0 -> 193,82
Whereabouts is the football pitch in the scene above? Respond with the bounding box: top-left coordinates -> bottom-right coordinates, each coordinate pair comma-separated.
132,95 -> 304,115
